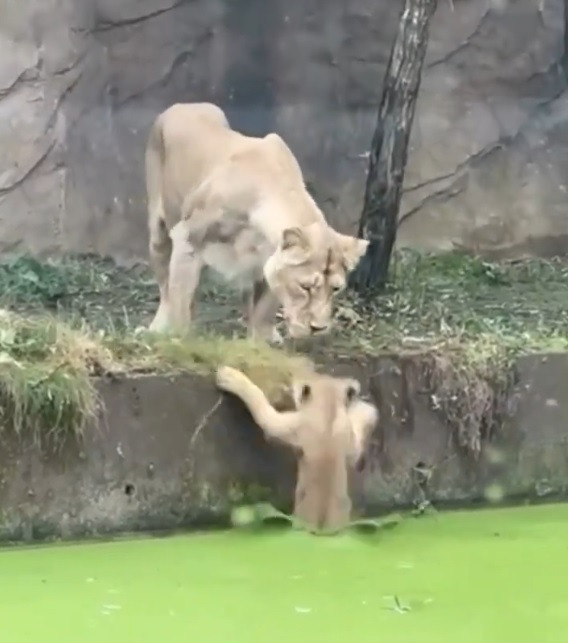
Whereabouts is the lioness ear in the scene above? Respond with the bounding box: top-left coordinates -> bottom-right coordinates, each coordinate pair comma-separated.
281,227 -> 311,266
282,227 -> 309,251
292,381 -> 311,407
335,234 -> 369,272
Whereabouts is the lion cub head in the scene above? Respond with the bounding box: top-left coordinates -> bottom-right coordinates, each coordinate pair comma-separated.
290,373 -> 377,465
263,224 -> 368,339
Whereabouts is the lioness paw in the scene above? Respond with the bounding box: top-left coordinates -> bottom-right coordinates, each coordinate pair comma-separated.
216,366 -> 247,394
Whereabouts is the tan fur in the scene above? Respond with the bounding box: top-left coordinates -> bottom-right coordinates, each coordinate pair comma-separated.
145,102 -> 369,341
216,366 -> 378,533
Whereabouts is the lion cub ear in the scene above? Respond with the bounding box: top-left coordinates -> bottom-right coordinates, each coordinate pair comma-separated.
292,380 -> 312,408
341,378 -> 361,404
334,234 -> 369,272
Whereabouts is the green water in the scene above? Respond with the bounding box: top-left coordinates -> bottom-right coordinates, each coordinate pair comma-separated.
1,504 -> 567,643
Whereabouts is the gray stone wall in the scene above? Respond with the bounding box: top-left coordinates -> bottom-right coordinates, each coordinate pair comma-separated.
1,353 -> 566,542
1,0 -> 567,262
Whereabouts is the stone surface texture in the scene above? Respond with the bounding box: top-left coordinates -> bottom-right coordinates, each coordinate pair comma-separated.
1,0 -> 568,261
0,353 -> 566,542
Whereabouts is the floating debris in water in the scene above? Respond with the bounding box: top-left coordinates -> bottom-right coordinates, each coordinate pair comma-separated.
383,595 -> 411,613
397,561 -> 414,570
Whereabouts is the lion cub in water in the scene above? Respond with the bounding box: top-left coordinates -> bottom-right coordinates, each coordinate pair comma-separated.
216,366 -> 378,533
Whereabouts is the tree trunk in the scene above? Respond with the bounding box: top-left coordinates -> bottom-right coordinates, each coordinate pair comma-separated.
563,0 -> 568,76
351,0 -> 438,294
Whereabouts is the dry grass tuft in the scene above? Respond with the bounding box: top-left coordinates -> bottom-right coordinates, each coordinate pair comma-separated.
0,310 -> 314,445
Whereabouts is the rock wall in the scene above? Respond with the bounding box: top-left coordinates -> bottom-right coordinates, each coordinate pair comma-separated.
1,353 -> 567,542
1,0 -> 567,261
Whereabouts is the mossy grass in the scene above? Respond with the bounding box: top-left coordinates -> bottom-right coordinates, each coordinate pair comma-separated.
0,249 -> 567,450
330,250 -> 568,455
0,313 -> 99,447
0,309 -> 313,446
101,328 -> 314,401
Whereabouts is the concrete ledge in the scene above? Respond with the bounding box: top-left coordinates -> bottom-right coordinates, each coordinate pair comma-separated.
1,353 -> 567,542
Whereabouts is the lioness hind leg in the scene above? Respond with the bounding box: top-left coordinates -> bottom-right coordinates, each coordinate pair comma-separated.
167,220 -> 204,332
248,279 -> 283,345
148,216 -> 173,332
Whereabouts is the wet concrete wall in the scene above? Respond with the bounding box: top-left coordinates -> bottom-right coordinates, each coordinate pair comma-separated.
1,0 -> 568,261
0,352 -> 566,542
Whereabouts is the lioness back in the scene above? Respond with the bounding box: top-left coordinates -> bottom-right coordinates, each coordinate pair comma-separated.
146,102 -> 318,232
146,103 -> 244,230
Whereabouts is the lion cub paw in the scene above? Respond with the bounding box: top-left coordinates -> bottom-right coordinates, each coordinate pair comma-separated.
216,366 -> 248,395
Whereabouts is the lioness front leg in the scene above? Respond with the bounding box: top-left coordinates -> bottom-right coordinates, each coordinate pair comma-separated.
167,221 -> 204,332
216,366 -> 299,445
148,217 -> 173,333
247,279 -> 283,345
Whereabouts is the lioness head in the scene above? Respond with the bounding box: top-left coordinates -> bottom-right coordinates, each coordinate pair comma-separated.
263,224 -> 368,339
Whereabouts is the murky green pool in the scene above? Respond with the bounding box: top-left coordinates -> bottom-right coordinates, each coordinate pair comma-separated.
1,504 -> 567,643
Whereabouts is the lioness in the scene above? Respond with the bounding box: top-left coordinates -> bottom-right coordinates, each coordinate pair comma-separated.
216,365 -> 378,533
145,102 -> 369,341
